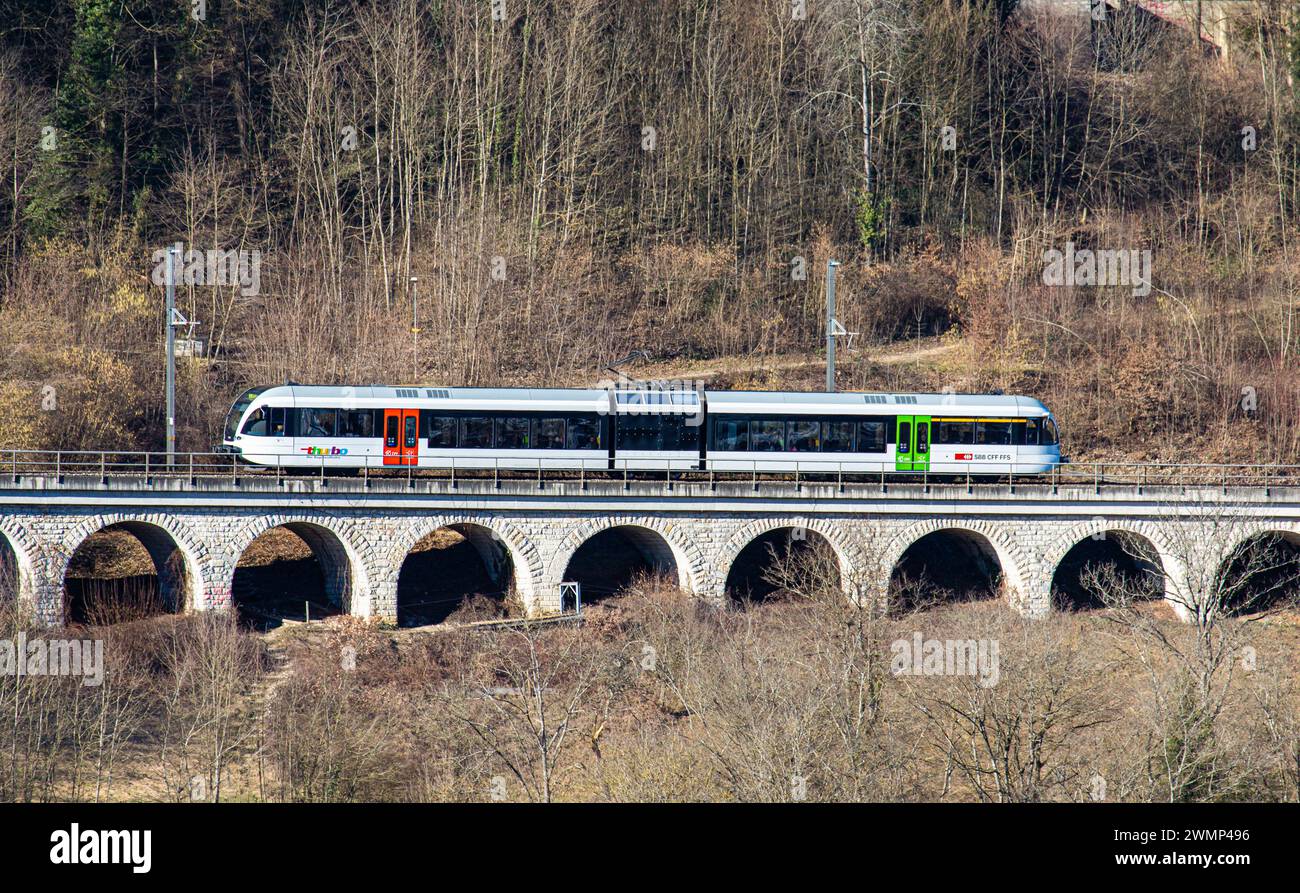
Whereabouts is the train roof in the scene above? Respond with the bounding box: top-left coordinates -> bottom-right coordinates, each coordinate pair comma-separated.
245,385 -> 1050,417
705,391 -> 1049,417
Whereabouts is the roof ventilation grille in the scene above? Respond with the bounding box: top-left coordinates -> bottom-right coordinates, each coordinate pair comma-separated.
863,394 -> 887,405
395,388 -> 419,398
894,395 -> 918,405
425,388 -> 450,399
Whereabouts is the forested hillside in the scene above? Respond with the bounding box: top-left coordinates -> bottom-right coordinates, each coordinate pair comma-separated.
1,0 -> 1298,464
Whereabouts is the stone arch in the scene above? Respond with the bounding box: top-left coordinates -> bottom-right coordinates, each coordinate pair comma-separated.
719,517 -> 866,603
0,518 -> 40,611
555,516 -> 708,603
56,514 -> 208,623
390,515 -> 542,616
883,519 -> 1029,609
227,514 -> 373,617
1041,519 -> 1182,616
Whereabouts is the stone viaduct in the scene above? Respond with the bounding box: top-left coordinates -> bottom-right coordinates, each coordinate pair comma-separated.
0,471 -> 1298,626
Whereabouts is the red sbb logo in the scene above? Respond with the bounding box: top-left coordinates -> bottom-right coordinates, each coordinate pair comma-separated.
955,453 -> 972,460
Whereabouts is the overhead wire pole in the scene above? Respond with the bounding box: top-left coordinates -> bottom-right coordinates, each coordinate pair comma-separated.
165,245 -> 178,466
825,259 -> 840,392
410,276 -> 420,381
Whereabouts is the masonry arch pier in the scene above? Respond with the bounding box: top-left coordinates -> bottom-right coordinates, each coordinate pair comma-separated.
0,521 -> 38,615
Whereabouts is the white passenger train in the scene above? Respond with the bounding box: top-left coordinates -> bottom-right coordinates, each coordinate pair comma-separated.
218,384 -> 1062,474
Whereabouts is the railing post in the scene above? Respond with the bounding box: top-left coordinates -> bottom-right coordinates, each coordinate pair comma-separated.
144,451 -> 150,484
188,452 -> 195,486
55,451 -> 61,483
99,452 -> 106,484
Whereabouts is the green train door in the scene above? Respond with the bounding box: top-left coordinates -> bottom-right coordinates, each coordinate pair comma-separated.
895,415 -> 931,472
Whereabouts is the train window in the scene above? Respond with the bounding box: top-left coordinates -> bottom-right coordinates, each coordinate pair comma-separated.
1043,417 -> 1059,444
787,420 -> 820,452
898,421 -> 911,454
301,409 -> 336,437
496,417 -> 530,449
385,415 -> 398,448
750,420 -> 784,452
404,414 -> 417,448
822,420 -> 855,452
857,420 -> 887,453
673,416 -> 702,450
535,418 -> 565,449
976,421 -> 1013,445
1024,418 -> 1040,446
270,407 -> 286,437
916,422 -> 929,454
241,407 -> 268,436
426,416 -> 457,448
713,418 -> 748,451
336,410 -> 371,437
937,420 -> 975,445
460,417 -> 493,448
567,417 -> 600,450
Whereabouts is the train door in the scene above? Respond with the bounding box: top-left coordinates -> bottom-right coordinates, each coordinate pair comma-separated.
895,415 -> 930,472
383,408 -> 419,466
895,416 -> 913,471
913,415 -> 931,472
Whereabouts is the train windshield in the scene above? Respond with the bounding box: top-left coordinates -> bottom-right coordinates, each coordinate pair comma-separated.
1043,416 -> 1059,445
223,388 -> 268,441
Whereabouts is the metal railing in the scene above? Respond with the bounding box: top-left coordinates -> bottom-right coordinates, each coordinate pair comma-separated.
3,449 -> 1300,496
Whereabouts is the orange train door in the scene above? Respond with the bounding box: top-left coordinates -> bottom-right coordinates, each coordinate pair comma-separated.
383,408 -> 419,466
